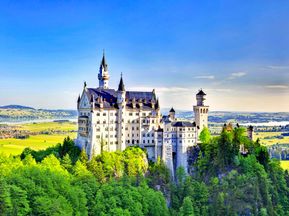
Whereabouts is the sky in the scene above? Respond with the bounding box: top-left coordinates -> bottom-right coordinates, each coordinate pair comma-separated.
0,0 -> 289,112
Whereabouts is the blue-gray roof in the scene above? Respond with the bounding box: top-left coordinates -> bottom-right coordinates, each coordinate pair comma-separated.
87,88 -> 158,110
172,121 -> 196,127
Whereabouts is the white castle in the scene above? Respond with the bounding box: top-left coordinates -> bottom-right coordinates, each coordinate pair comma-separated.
75,53 -> 209,175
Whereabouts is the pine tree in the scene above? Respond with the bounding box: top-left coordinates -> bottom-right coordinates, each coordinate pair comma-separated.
0,178 -> 12,215
61,153 -> 72,172
79,148 -> 88,164
180,197 -> 195,216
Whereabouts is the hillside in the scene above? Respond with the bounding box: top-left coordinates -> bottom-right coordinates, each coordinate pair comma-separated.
0,105 -> 77,123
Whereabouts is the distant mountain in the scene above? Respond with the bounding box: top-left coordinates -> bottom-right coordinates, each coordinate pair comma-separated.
0,105 -> 77,123
0,105 -> 35,110
162,108 -> 289,124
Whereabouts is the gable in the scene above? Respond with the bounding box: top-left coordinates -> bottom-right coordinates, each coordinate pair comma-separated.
79,92 -> 90,109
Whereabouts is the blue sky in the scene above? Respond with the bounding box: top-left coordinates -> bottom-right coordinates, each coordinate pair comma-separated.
0,0 -> 289,111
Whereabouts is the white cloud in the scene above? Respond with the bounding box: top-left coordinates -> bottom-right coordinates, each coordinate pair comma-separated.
129,86 -> 191,93
207,88 -> 232,93
266,65 -> 289,70
228,72 -> 246,79
265,85 -> 288,89
194,75 -> 215,80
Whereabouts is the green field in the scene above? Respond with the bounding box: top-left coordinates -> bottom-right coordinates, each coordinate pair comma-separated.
280,161 -> 289,171
254,131 -> 289,146
0,122 -> 77,155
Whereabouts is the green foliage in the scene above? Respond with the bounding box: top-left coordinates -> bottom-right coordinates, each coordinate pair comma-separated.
179,197 -> 195,216
199,127 -> 211,144
2,128 -> 289,215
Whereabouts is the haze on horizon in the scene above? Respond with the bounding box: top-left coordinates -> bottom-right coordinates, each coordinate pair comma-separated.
0,1 -> 288,112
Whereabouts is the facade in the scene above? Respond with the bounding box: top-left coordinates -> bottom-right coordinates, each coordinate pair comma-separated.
75,54 -> 209,175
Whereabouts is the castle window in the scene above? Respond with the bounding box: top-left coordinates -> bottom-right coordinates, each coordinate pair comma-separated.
148,140 -> 150,144
115,141 -> 118,144
103,113 -> 106,116
132,127 -> 134,130
129,113 -> 133,116
110,113 -> 113,116
97,113 -> 100,116
143,140 -> 145,144
125,127 -> 128,130
96,135 -> 100,138
103,121 -> 106,124
110,142 -> 113,145
137,127 -> 139,130
136,113 -> 139,116
105,134 -> 108,138
152,140 -> 154,143
152,120 -> 155,123
97,121 -> 100,124
128,140 -> 130,144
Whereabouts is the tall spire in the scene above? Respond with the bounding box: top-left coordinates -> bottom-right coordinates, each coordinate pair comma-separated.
98,50 -> 109,89
118,73 -> 125,91
100,50 -> 108,71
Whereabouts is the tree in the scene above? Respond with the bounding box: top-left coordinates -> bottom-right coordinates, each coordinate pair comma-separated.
87,159 -> 106,183
199,127 -> 211,144
22,154 -> 36,166
0,178 -> 12,215
79,148 -> 88,164
9,185 -> 31,215
61,154 -> 72,172
180,197 -> 195,216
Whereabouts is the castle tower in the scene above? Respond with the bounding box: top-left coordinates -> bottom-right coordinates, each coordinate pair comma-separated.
98,52 -> 110,89
193,89 -> 209,133
117,74 -> 126,151
169,107 -> 176,121
247,125 -> 253,141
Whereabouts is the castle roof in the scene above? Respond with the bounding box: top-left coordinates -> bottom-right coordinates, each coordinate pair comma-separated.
172,121 -> 195,127
87,88 -> 157,110
197,89 -> 206,96
118,76 -> 125,91
169,107 -> 175,113
100,53 -> 108,71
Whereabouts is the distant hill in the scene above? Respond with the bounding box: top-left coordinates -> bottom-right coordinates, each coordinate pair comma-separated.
162,108 -> 289,124
1,105 -> 288,124
0,105 -> 35,110
0,105 -> 77,123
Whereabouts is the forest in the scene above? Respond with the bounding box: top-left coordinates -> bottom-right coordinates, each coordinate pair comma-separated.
1,127 -> 289,216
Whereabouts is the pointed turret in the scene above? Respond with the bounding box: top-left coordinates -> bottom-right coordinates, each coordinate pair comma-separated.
156,98 -> 160,110
98,50 -> 109,89
100,51 -> 108,71
118,74 -> 125,92
77,95 -> 81,109
169,107 -> 175,120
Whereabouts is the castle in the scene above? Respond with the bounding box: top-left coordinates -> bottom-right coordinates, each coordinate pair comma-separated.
75,53 -> 209,175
